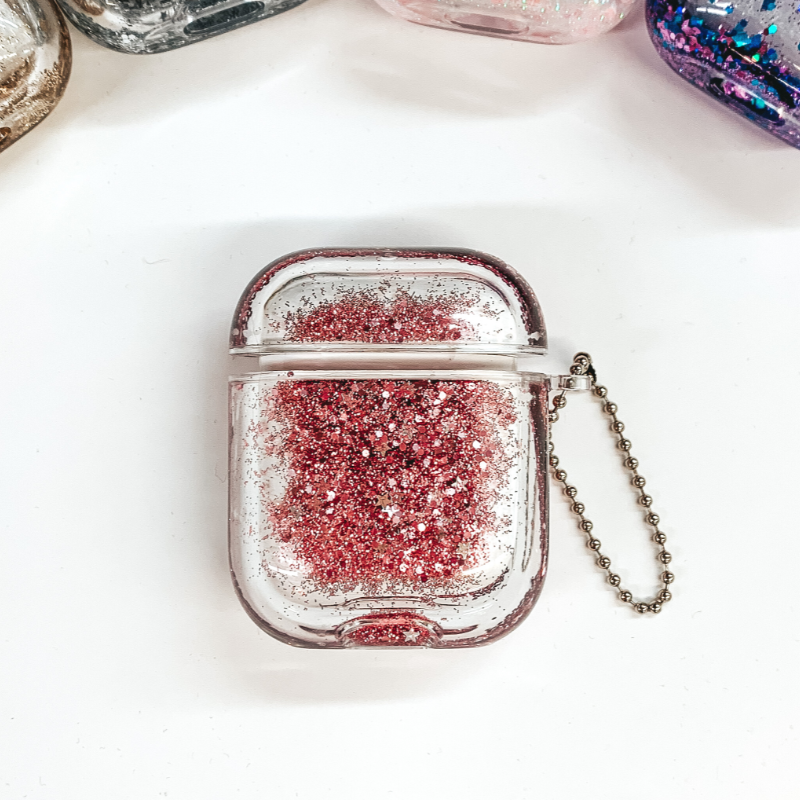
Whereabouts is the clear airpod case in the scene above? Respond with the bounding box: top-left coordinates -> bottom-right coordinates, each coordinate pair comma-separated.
1,0 -> 71,154
228,248 -> 586,648
373,0 -> 637,44
55,0 -> 307,54
648,0 -> 800,147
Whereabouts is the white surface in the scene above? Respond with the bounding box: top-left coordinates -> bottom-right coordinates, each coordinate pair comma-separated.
1,1 -> 799,797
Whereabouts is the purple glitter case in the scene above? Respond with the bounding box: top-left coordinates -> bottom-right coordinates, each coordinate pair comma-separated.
647,0 -> 800,147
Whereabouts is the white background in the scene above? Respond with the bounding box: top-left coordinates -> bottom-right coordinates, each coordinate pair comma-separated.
1,0 -> 799,796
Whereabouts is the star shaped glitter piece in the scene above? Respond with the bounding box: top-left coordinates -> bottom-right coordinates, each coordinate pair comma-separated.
376,441 -> 391,456
288,507 -> 304,519
375,493 -> 392,509
456,542 -> 470,557
403,629 -> 420,643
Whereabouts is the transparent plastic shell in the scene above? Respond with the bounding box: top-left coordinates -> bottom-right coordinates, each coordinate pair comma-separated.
229,249 -> 559,648
232,248 -> 546,356
55,0 -> 307,54
229,370 -> 551,648
648,0 -> 800,147
372,0 -> 637,44
0,0 -> 70,154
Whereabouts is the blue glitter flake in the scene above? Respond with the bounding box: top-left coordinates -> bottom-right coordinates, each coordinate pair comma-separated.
760,0 -> 776,8
767,22 -> 778,31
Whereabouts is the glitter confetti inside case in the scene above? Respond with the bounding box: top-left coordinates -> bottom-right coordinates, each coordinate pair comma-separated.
55,0 -> 307,54
648,0 -> 800,147
0,0 -> 71,154
372,0 -> 636,44
229,248 -> 586,649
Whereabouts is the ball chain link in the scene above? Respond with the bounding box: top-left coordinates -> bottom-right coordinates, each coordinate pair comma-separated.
548,353 -> 673,614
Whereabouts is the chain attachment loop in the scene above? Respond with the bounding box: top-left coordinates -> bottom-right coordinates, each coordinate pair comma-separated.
549,353 -> 673,614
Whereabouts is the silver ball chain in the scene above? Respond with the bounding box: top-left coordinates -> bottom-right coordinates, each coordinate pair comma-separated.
548,352 -> 674,614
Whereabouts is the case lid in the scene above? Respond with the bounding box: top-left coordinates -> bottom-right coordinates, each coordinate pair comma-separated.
230,248 -> 547,355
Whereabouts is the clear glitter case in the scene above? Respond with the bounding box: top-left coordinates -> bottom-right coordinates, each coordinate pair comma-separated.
1,0 -> 71,154
229,248 -> 587,649
372,0 -> 636,44
55,0 -> 307,54
648,0 -> 800,147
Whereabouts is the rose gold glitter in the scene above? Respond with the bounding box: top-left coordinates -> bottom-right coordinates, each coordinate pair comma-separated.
285,290 -> 478,343
257,378 -> 518,593
343,615 -> 436,647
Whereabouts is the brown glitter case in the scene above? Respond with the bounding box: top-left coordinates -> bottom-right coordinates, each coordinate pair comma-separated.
228,248 -> 588,649
0,0 -> 71,154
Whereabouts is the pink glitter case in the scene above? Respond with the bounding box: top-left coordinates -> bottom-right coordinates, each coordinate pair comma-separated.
229,248 -> 584,648
371,0 -> 636,44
